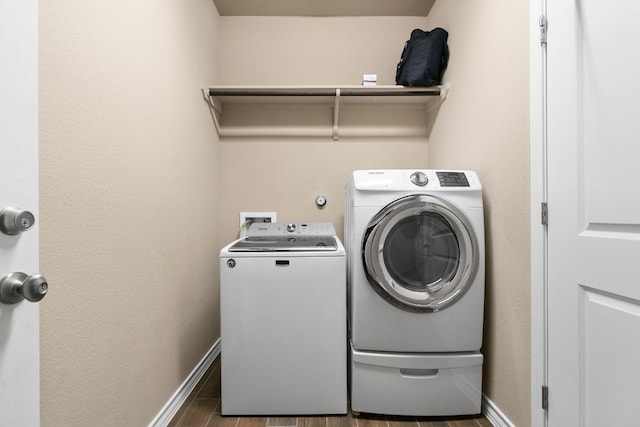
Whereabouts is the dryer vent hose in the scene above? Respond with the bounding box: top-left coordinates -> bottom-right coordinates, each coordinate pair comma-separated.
237,219 -> 253,239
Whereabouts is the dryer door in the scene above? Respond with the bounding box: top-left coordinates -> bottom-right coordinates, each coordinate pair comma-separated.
362,194 -> 479,312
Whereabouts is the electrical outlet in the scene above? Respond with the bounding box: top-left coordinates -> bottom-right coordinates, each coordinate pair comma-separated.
240,212 -> 277,227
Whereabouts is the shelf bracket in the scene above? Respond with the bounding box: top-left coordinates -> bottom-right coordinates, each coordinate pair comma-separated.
423,83 -> 449,114
201,88 -> 222,135
332,88 -> 340,141
439,83 -> 449,103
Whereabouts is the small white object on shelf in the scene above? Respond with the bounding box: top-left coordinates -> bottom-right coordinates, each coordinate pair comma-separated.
362,74 -> 377,86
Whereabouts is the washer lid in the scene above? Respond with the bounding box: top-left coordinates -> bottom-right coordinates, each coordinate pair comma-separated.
228,235 -> 338,252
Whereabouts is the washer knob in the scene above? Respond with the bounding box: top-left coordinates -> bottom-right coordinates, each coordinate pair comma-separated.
286,223 -> 296,233
410,171 -> 429,186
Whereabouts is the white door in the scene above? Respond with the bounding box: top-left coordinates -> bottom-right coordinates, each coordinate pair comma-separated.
546,0 -> 640,425
0,0 -> 42,425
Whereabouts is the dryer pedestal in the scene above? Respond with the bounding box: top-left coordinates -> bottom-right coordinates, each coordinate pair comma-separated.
350,343 -> 483,416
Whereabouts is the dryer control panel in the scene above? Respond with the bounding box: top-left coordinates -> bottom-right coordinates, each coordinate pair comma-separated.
436,171 -> 470,187
351,170 -> 481,192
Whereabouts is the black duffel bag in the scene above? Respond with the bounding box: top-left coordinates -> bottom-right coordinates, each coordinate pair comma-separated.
396,28 -> 449,87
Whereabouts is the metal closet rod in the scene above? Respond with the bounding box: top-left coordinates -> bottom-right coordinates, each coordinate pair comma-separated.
208,87 -> 441,97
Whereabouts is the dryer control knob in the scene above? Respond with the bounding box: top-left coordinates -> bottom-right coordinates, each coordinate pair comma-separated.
286,223 -> 296,232
410,171 -> 429,186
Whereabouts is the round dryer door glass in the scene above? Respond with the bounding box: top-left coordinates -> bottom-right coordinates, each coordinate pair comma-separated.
362,195 -> 479,312
383,212 -> 459,293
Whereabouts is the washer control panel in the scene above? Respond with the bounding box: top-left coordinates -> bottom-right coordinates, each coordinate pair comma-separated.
247,222 -> 337,237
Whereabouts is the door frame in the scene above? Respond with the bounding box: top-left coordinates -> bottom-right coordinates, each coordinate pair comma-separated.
530,0 -> 548,425
0,0 -> 40,424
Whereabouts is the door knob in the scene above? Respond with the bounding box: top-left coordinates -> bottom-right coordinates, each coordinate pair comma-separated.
0,272 -> 48,304
0,207 -> 35,235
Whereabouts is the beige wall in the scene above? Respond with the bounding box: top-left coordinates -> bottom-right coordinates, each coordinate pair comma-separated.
217,17 -> 432,245
426,1 -> 531,426
38,4 -> 531,426
39,1 -> 220,425
218,17 -> 428,86
217,11 -> 531,426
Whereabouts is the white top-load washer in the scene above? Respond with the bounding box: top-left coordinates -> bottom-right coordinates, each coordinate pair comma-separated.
345,170 -> 485,416
220,222 -> 346,415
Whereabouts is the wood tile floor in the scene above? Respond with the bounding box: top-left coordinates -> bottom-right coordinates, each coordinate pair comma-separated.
168,356 -> 492,427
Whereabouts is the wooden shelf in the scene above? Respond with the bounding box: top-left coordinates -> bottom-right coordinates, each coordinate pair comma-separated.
204,85 -> 448,140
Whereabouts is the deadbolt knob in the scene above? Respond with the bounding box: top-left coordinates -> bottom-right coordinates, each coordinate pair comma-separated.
0,272 -> 49,304
0,207 -> 35,235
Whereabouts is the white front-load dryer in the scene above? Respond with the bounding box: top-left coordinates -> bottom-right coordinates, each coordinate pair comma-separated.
345,170 -> 485,416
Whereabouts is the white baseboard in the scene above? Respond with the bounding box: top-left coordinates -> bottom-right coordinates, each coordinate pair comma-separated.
149,338 -> 221,427
482,394 -> 516,427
